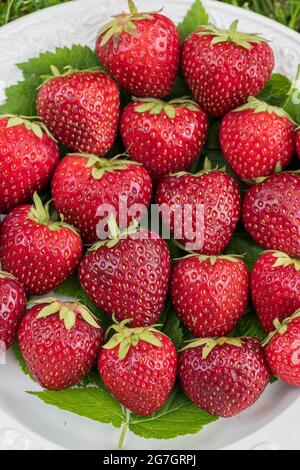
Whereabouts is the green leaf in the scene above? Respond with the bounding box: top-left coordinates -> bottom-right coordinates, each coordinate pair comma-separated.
162,309 -> 184,350
12,342 -> 31,377
281,65 -> 300,124
129,384 -> 217,439
231,306 -> 266,342
0,45 -> 100,116
29,379 -> 125,429
177,0 -> 209,43
259,73 -> 292,106
225,227 -> 264,272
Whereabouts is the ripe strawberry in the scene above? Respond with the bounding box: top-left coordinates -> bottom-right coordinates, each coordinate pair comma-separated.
79,216 -> 170,327
252,251 -> 300,333
179,337 -> 269,417
36,68 -> 120,155
297,131 -> 300,159
242,173 -> 300,257
0,193 -> 83,295
95,1 -> 180,98
0,271 -> 26,351
156,162 -> 241,255
182,21 -> 275,117
120,98 -> 209,181
220,98 -> 296,181
51,153 -> 152,244
18,299 -> 104,390
98,319 -> 177,416
263,310 -> 300,387
171,254 -> 249,338
0,116 -> 59,214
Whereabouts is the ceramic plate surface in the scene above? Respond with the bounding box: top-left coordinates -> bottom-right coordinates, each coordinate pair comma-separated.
0,0 -> 299,451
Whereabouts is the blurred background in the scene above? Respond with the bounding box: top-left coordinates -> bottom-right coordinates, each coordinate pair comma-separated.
0,0 -> 299,31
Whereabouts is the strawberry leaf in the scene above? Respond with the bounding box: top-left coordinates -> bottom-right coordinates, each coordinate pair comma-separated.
161,308 -> 184,350
259,73 -> 292,106
129,384 -> 218,439
12,342 -> 30,377
231,307 -> 266,342
177,0 -> 209,42
28,380 -> 125,429
225,228 -> 264,272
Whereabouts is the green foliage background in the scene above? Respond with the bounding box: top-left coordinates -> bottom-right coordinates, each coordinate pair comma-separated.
0,0 -> 300,31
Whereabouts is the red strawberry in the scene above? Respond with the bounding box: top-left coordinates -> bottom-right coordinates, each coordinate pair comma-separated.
0,116 -> 59,214
220,98 -> 296,181
263,311 -> 300,387
171,254 -> 249,338
37,68 -> 120,155
79,217 -> 170,327
252,251 -> 300,333
242,173 -> 300,257
98,319 -> 177,416
51,153 -> 152,244
0,271 -> 26,351
0,193 -> 83,295
95,1 -> 180,98
179,337 -> 269,417
18,299 -> 104,390
156,163 -> 241,255
297,131 -> 300,159
182,21 -> 275,117
120,98 -> 209,181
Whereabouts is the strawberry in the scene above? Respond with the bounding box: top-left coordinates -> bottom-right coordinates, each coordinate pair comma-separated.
252,251 -> 300,333
120,98 -> 209,181
18,299 -> 104,390
171,254 -> 249,338
263,310 -> 300,387
78,216 -> 170,327
95,0 -> 180,98
179,337 -> 269,417
242,173 -> 300,257
220,98 -> 296,181
0,115 -> 59,214
0,193 -> 83,295
0,271 -> 26,352
156,162 -> 241,255
297,131 -> 300,159
36,68 -> 120,155
182,21 -> 275,117
51,153 -> 152,244
98,319 -> 177,416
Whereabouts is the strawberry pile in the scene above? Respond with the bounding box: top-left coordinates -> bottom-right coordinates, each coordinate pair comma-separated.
0,0 -> 299,440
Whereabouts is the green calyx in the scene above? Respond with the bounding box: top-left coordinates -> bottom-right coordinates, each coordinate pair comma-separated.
103,316 -> 163,360
89,213 -> 140,251
31,297 -> 101,331
98,0 -> 157,48
233,97 -> 296,124
27,192 -> 78,235
198,20 -> 266,50
267,250 -> 300,271
39,64 -> 102,88
171,157 -> 225,178
174,243 -> 244,265
133,97 -> 200,119
71,153 -> 140,180
0,271 -> 17,281
2,114 -> 55,141
181,337 -> 244,359
262,309 -> 300,347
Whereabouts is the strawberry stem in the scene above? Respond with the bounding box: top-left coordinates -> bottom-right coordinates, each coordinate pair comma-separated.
118,408 -> 129,449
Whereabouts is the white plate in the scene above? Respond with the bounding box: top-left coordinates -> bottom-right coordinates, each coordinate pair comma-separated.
0,0 -> 299,451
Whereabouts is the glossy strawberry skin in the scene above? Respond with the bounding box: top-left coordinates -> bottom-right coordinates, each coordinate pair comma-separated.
297,131 -> 300,159
156,171 -> 241,255
18,305 -> 104,390
96,14 -> 180,98
182,32 -> 274,117
220,110 -> 295,180
252,252 -> 300,333
120,101 -> 209,180
98,332 -> 177,416
0,206 -> 83,295
179,338 -> 269,417
242,173 -> 300,257
51,154 -> 153,244
171,257 -> 250,338
0,118 -> 59,214
78,231 -> 171,327
265,317 -> 300,387
36,71 -> 120,155
0,276 -> 26,350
